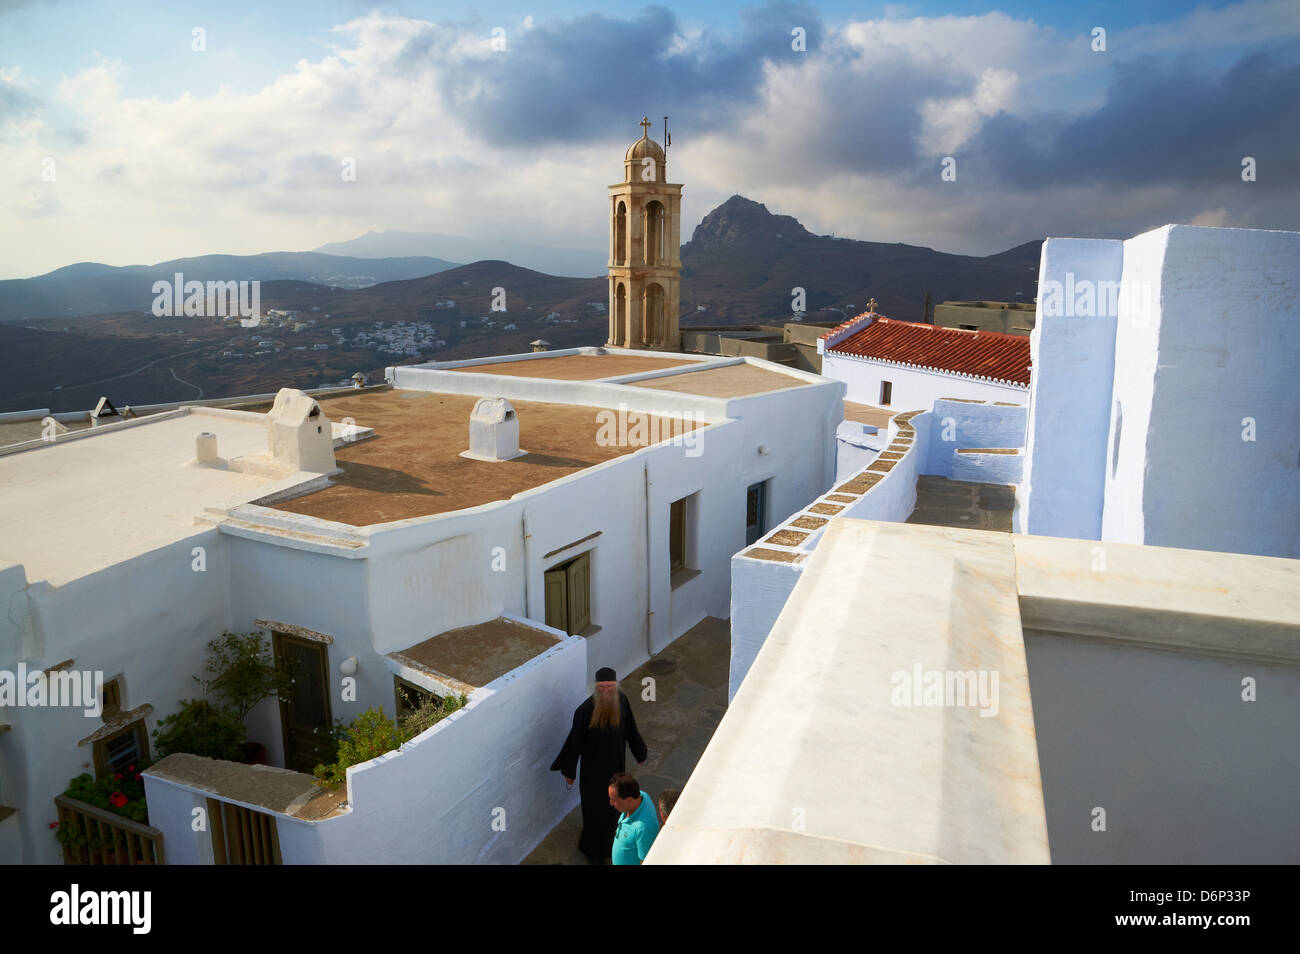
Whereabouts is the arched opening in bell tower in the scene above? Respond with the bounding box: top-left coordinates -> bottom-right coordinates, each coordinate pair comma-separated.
615,282 -> 627,345
645,201 -> 665,266
615,202 -> 627,266
645,282 -> 664,344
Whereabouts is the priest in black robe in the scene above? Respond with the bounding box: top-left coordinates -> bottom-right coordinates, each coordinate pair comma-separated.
550,667 -> 648,863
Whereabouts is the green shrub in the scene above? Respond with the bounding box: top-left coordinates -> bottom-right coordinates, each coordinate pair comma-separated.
202,631 -> 294,726
400,692 -> 468,740
313,695 -> 469,790
153,699 -> 245,761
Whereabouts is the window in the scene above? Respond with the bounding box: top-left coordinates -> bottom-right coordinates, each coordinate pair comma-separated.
101,678 -> 123,720
670,497 -> 688,572
880,381 -> 893,406
394,677 -> 437,720
545,551 -> 592,636
94,721 -> 148,777
959,323 -> 979,330
745,481 -> 768,546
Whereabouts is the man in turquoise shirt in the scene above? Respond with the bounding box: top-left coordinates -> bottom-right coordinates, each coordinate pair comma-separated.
608,773 -> 660,865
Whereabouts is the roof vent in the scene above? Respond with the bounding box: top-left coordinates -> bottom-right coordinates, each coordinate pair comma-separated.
460,397 -> 526,462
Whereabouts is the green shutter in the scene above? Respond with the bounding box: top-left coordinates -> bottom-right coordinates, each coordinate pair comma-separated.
566,552 -> 591,635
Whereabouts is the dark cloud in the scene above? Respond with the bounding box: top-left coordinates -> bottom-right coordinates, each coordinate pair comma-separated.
962,39 -> 1300,192
418,2 -> 826,148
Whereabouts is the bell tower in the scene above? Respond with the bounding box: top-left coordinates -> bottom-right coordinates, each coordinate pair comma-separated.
607,117 -> 682,351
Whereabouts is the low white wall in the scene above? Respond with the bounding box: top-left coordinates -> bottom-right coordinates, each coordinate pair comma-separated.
834,421 -> 884,483
952,449 -> 1023,484
728,557 -> 803,702
925,399 -> 1027,479
289,632 -> 585,864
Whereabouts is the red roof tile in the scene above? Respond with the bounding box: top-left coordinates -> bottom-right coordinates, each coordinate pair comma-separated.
826,318 -> 1031,386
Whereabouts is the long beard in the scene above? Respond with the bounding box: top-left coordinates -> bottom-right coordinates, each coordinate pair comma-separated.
589,691 -> 621,729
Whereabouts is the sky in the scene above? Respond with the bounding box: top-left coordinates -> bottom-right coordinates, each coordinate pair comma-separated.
1,0 -> 1297,278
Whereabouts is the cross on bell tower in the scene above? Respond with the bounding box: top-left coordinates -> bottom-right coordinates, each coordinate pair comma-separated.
607,117 -> 682,351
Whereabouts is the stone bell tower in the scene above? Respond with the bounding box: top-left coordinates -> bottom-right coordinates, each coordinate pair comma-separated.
607,117 -> 682,351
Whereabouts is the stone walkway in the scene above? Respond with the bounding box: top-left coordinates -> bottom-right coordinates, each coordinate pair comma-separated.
906,475 -> 1014,531
522,615 -> 730,864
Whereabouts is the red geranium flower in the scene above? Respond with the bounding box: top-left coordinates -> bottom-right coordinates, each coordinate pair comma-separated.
128,765 -> 135,773
109,792 -> 128,808
49,822 -> 59,829
114,773 -> 124,782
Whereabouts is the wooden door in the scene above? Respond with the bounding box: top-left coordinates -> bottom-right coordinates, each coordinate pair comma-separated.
746,481 -> 768,546
273,632 -> 333,775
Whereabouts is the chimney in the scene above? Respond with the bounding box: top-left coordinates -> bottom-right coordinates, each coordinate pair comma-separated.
195,432 -> 219,463
460,397 -> 526,462
530,339 -> 550,353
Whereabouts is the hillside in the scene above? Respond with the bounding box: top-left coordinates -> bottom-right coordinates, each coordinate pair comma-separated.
0,196 -> 1049,413
678,195 -> 1041,324
0,251 -> 460,322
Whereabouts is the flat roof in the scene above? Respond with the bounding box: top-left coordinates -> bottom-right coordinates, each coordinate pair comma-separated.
390,617 -> 561,691
448,353 -> 696,380
270,389 -> 698,525
0,409 -> 324,585
633,363 -> 809,398
648,519 -> 1050,865
842,400 -> 893,428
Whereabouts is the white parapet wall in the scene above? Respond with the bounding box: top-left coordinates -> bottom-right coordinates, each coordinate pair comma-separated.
924,398 -> 1027,480
730,410 -> 930,699
1016,237 -> 1124,539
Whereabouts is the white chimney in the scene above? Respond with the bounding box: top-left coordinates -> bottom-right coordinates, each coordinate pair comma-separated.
196,431 -> 219,463
460,397 -> 526,462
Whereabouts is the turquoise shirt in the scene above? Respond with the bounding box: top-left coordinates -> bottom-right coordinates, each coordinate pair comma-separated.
612,794 -> 660,865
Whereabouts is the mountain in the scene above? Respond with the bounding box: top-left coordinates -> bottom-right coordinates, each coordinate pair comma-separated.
0,196 -> 1049,413
315,230 -> 606,279
0,252 -> 459,322
678,195 -> 1042,324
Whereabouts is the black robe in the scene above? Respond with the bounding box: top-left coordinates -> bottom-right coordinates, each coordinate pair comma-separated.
550,691 -> 648,860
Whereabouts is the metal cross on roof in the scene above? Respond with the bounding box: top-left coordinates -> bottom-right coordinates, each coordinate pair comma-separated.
640,116 -> 652,137
868,298 -> 878,313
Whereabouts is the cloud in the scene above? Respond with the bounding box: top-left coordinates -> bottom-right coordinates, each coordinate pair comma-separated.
0,1 -> 1297,279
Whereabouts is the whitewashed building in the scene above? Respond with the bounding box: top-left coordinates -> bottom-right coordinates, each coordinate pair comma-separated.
819,310 -> 1031,409
0,347 -> 841,865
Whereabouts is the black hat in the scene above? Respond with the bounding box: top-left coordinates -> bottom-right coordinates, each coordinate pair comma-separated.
595,667 -> 617,682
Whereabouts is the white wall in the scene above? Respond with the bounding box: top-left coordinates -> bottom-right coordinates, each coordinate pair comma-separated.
1024,629 -> 1300,862
924,399 -> 1027,479
2,531 -> 232,864
1103,225 -> 1300,559
1016,238 -> 1124,539
145,631 -> 587,865
822,352 -> 1026,412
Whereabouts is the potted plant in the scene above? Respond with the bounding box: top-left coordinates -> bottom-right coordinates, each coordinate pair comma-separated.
53,762 -> 154,863
200,631 -> 294,764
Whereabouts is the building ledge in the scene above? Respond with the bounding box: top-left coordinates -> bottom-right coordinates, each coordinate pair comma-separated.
670,567 -> 702,590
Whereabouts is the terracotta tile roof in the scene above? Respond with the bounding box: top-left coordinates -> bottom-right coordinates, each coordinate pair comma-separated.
827,318 -> 1031,386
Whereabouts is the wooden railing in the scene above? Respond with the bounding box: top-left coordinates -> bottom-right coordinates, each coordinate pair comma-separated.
208,798 -> 282,865
54,795 -> 165,865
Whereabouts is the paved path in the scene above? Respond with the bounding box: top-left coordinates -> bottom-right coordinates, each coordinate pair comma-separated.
907,475 -> 1014,531
523,615 -> 730,864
